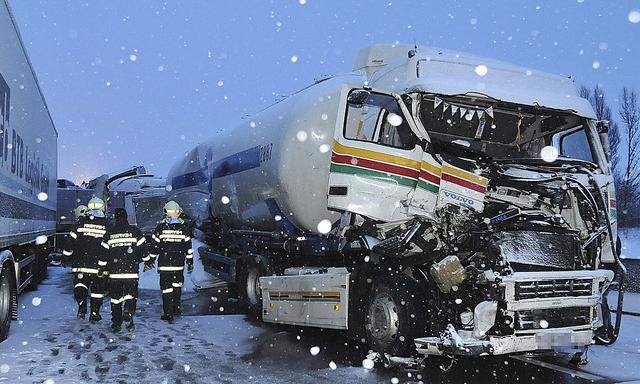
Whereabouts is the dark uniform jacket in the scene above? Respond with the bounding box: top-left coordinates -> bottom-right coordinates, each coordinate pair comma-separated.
150,219 -> 194,272
63,215 -> 108,274
102,219 -> 149,278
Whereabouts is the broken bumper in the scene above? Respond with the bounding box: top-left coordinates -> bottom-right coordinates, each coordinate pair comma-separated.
415,269 -> 614,356
415,325 -> 595,356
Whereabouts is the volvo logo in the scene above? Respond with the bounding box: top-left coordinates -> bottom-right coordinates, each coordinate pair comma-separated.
443,190 -> 475,207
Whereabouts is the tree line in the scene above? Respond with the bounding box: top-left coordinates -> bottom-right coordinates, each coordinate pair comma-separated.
579,85 -> 640,228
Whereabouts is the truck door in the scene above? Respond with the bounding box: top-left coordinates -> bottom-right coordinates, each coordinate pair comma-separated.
327,86 -> 424,221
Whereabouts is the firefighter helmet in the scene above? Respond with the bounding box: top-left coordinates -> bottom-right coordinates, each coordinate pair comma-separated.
73,205 -> 87,218
163,200 -> 182,217
87,197 -> 105,212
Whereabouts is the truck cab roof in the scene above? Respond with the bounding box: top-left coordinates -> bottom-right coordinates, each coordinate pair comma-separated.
356,44 -> 596,119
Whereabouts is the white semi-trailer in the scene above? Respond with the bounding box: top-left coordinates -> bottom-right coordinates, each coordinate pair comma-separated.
0,0 -> 57,341
168,44 -> 625,359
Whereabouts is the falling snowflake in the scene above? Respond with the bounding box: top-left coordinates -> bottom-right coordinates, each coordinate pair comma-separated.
310,346 -> 320,355
296,131 -> 308,142
217,80 -> 224,87
221,196 -> 230,204
319,144 -> 330,153
474,64 -> 488,76
37,192 -> 48,201
629,9 -> 640,23
329,361 -> 337,370
290,55 -> 299,63
592,61 -> 600,69
317,219 -> 332,234
362,358 -> 375,369
32,297 -> 42,306
0,364 -> 9,373
129,54 -> 137,62
540,146 -> 558,163
183,364 -> 191,373
35,235 -> 48,245
386,113 -> 403,127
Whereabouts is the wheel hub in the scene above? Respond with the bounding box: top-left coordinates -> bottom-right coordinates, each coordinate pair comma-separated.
367,292 -> 400,344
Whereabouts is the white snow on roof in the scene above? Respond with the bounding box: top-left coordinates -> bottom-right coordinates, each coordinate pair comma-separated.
358,44 -> 596,119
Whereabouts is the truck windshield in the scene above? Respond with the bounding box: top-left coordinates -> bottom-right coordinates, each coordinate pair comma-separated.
418,95 -> 600,165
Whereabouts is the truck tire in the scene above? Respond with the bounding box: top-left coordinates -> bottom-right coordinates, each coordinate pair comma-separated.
364,274 -> 428,356
0,266 -> 13,342
238,255 -> 271,320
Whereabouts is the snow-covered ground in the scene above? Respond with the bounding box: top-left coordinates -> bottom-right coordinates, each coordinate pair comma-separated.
1,242 -> 640,383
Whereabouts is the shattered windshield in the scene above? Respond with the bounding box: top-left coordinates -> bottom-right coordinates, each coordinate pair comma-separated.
418,95 -> 596,163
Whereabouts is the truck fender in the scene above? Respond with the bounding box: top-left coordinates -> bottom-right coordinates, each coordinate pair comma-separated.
0,250 -> 18,322
0,250 -> 16,285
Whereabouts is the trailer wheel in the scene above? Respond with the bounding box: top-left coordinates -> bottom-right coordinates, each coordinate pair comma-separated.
239,256 -> 271,320
0,266 -> 14,342
364,275 -> 427,356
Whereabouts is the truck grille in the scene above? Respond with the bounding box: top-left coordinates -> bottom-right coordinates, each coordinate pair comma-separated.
515,307 -> 591,331
514,279 -> 593,300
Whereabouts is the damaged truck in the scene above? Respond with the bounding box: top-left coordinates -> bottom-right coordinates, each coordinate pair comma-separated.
167,44 -> 625,359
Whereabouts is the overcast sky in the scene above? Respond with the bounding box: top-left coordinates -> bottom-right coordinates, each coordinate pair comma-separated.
9,0 -> 640,182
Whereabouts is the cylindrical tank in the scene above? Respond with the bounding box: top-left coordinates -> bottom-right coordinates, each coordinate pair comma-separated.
167,74 -> 362,234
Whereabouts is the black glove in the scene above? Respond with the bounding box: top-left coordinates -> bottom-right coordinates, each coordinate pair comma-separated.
187,263 -> 194,274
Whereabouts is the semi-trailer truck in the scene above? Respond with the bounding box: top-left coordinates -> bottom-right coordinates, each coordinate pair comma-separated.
167,44 -> 625,359
0,0 -> 57,341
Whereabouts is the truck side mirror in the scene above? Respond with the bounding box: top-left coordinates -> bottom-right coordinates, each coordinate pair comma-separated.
596,120 -> 609,134
596,121 -> 612,163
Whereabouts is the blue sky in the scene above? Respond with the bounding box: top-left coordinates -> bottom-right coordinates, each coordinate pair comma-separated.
9,0 -> 640,181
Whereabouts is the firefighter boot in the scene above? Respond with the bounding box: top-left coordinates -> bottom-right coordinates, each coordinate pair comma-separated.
123,312 -> 135,331
77,302 -> 87,320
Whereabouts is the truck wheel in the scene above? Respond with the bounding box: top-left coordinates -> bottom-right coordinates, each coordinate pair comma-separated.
364,275 -> 427,356
0,267 -> 13,342
239,256 -> 271,320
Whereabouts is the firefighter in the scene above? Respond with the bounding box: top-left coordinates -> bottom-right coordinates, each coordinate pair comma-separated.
101,208 -> 148,332
147,201 -> 193,323
73,204 -> 87,220
62,197 -> 109,322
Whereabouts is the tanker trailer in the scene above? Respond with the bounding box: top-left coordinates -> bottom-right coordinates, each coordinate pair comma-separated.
167,44 -> 625,359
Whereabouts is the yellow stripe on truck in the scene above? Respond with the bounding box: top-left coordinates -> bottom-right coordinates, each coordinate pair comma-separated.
332,140 -> 420,170
442,163 -> 488,187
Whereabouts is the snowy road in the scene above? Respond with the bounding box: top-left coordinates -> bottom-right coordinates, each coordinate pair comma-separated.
1,267 -> 639,383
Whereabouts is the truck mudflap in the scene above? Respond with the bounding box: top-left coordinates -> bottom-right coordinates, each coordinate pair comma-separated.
415,324 -> 594,356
